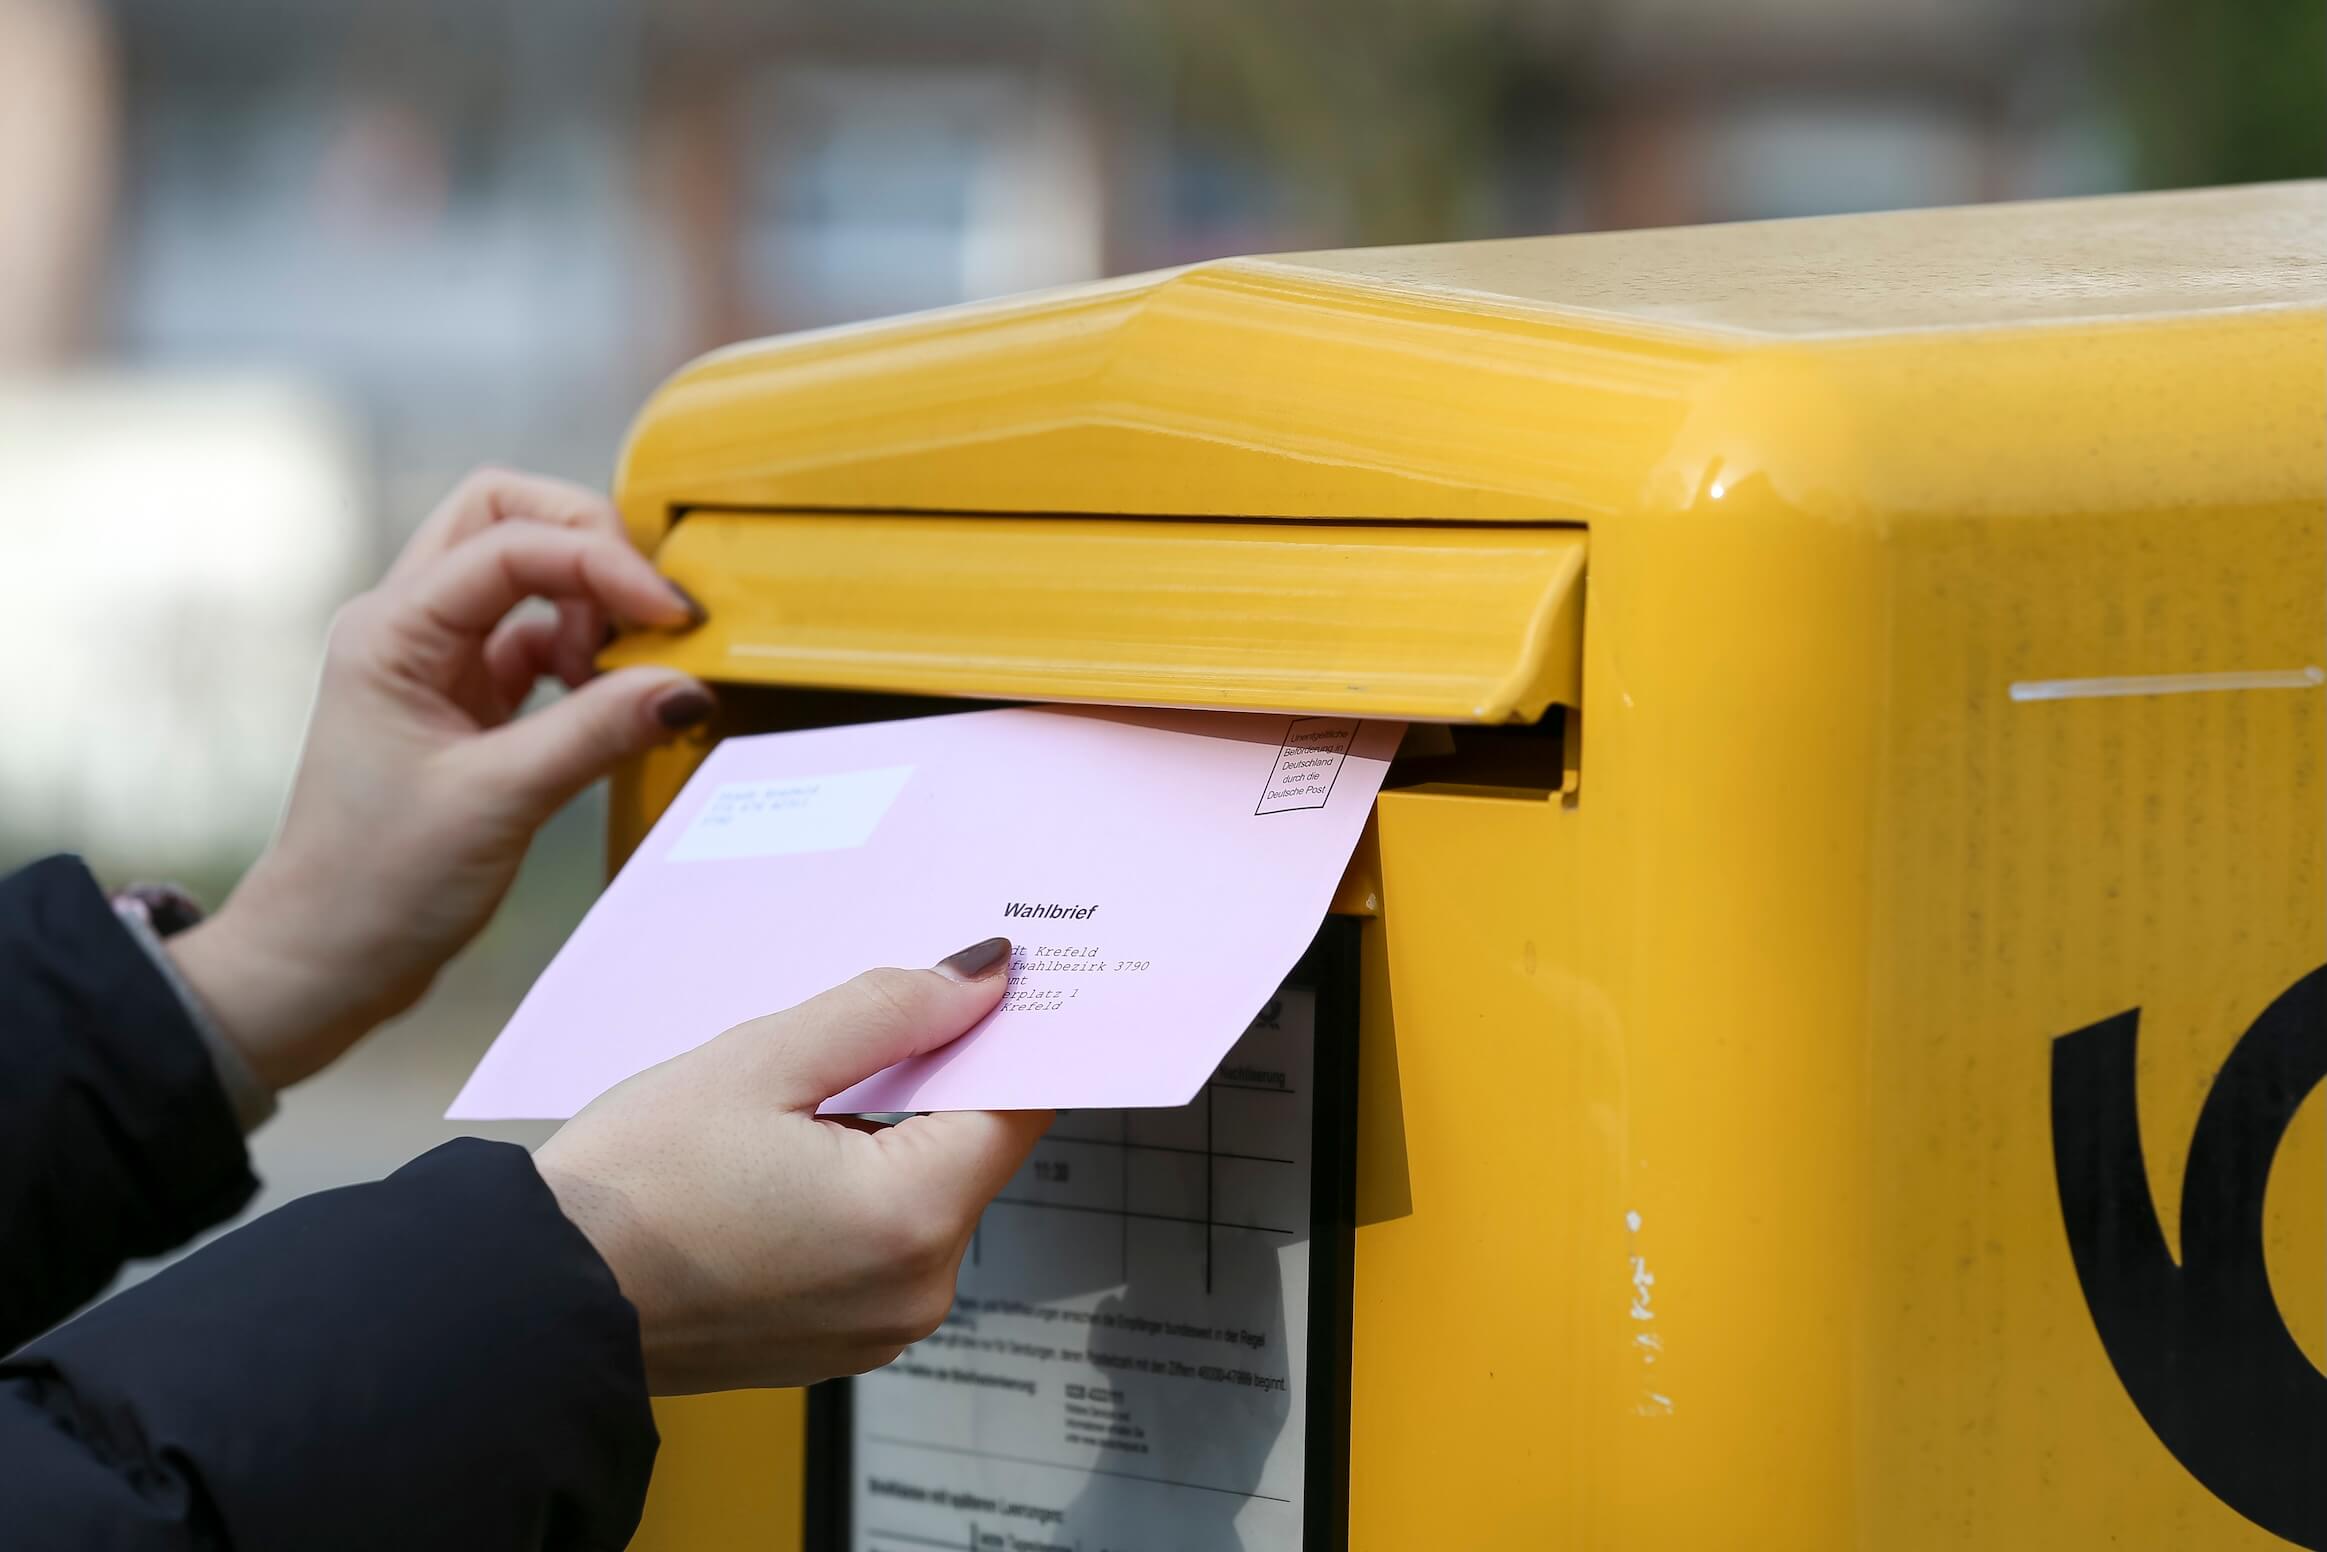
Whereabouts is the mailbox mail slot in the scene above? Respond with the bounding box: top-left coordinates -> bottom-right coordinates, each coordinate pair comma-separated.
605,184 -> 2323,1551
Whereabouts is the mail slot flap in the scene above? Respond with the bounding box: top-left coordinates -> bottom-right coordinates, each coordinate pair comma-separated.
603,512 -> 1586,723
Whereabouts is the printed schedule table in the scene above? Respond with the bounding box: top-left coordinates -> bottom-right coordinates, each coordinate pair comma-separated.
844,986 -> 1322,1552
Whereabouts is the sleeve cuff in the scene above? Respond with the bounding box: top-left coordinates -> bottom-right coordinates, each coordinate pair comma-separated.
116,908 -> 277,1134
8,1139 -> 658,1549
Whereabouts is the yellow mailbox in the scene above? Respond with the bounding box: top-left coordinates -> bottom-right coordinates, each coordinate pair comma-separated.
601,182 -> 2324,1551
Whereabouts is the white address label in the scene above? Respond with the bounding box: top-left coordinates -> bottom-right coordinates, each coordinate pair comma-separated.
666,766 -> 914,863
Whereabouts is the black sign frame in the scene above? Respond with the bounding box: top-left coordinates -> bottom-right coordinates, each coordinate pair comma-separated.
803,914 -> 1362,1551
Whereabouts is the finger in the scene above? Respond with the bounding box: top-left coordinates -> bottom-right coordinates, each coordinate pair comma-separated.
463,665 -> 716,819
742,955 -> 1013,1108
481,612 -> 566,716
551,597 -> 605,689
880,1108 -> 1055,1219
399,522 -> 697,658
388,466 -> 627,583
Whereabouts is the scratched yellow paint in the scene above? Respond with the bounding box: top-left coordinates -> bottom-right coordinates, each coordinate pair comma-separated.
611,183 -> 2325,1550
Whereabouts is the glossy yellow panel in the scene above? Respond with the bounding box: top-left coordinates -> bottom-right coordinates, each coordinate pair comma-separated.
628,1390 -> 805,1548
1350,787 -> 1592,1545
1858,491 -> 2324,1549
605,513 -> 1586,722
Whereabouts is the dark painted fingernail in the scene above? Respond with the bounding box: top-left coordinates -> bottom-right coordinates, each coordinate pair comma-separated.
665,580 -> 708,626
654,687 -> 716,731
936,937 -> 1011,982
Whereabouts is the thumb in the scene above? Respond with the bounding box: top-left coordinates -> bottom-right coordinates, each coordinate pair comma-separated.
879,1108 -> 1055,1222
747,943 -> 1013,1107
468,666 -> 714,819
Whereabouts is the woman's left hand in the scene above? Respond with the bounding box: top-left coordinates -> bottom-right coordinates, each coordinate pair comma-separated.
170,468 -> 716,1090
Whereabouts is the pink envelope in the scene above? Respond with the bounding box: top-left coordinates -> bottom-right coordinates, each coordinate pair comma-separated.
447,706 -> 1400,1118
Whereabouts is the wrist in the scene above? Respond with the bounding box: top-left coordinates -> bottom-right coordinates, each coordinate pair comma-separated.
115,904 -> 279,1131
536,1152 -> 685,1392
166,874 -> 370,1090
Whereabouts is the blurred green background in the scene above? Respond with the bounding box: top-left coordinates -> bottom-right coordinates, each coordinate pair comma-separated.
0,0 -> 2316,1265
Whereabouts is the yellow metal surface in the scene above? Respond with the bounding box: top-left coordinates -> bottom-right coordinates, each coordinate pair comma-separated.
604,513 -> 1586,722
629,1390 -> 805,1547
609,183 -> 2326,1550
613,181 -> 2321,547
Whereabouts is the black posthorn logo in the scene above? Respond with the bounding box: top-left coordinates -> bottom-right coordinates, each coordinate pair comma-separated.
2050,965 -> 2326,1549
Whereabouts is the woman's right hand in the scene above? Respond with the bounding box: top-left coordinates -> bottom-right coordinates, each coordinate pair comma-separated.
532,937 -> 1050,1395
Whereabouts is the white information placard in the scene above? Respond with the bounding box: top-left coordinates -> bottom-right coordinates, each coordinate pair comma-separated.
847,986 -> 1321,1552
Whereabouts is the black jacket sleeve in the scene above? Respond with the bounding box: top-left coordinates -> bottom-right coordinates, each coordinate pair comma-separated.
0,856 -> 258,1348
0,857 -> 660,1548
1,1140 -> 659,1551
